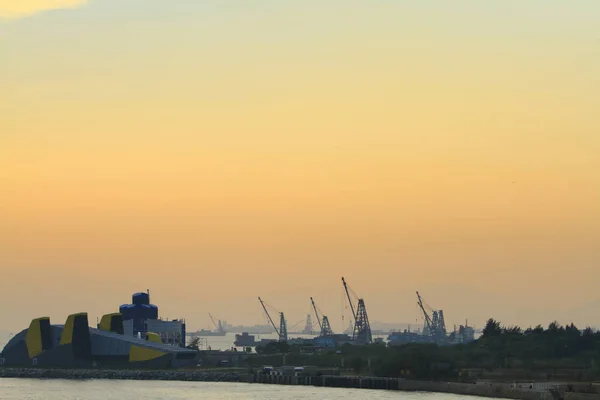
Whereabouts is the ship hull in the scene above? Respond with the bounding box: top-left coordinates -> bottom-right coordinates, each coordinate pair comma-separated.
192,331 -> 227,337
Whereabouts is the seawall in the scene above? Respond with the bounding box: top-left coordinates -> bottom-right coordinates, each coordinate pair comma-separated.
0,368 -> 242,382
250,374 -> 595,400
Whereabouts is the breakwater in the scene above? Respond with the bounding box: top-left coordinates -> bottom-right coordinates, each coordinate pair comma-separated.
0,368 -> 242,382
249,374 -> 568,400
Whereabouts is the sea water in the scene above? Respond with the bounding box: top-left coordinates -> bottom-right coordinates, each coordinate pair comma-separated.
0,379 -> 494,400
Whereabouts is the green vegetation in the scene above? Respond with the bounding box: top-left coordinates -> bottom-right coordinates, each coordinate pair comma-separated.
186,336 -> 201,351
255,342 -> 290,355
467,319 -> 600,376
245,319 -> 600,381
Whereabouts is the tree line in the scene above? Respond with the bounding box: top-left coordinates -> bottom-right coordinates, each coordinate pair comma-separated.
246,318 -> 600,381
479,318 -> 600,363
374,319 -> 600,379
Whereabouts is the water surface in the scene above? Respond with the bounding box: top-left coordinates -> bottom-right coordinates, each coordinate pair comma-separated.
0,379 -> 492,400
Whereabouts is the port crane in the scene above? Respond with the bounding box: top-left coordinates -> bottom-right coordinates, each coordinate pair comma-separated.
342,277 -> 372,344
303,314 -> 314,335
416,291 -> 447,341
310,297 -> 333,337
258,297 -> 288,342
208,313 -> 226,334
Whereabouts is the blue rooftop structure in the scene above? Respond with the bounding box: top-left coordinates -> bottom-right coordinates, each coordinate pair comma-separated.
119,292 -> 159,336
118,291 -> 185,347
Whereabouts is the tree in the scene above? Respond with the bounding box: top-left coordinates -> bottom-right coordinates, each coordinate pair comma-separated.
256,341 -> 290,354
583,327 -> 595,337
482,319 -> 502,338
186,336 -> 201,351
502,326 -> 522,336
547,321 -> 563,333
565,323 -> 580,336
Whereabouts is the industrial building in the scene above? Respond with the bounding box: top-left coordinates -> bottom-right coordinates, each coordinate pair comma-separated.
1,313 -> 197,369
387,291 -> 476,346
119,291 -> 186,347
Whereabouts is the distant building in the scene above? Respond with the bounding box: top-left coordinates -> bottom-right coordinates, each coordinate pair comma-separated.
1,313 -> 196,369
119,292 -> 186,347
388,324 -> 476,346
314,337 -> 336,348
314,334 -> 353,348
387,330 -> 436,346
454,325 -> 475,344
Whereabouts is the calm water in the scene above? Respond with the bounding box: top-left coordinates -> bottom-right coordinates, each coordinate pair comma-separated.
0,379 -> 492,400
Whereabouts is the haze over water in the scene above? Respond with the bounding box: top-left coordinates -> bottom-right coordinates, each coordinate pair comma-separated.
1,1 -> 599,333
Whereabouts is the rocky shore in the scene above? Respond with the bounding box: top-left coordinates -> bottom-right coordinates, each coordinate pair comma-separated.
0,368 -> 242,382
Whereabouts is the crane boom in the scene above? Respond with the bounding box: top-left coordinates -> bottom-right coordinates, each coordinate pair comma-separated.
311,297 -> 333,337
342,277 -> 356,323
416,291 -> 434,335
342,277 -> 371,344
310,297 -> 323,330
208,313 -> 219,330
258,297 -> 280,337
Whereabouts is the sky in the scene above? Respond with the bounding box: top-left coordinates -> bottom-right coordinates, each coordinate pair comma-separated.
1,0 -> 599,333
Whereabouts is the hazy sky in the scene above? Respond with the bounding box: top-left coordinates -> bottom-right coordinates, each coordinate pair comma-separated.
1,1 -> 599,333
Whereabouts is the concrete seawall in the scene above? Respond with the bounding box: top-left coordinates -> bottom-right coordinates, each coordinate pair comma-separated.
0,368 -> 242,382
249,374 -> 578,400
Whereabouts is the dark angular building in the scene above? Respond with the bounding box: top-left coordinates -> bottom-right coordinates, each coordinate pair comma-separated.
1,313 -> 197,369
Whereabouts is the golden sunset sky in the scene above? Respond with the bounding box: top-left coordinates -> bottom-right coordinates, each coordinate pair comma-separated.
1,0 -> 599,332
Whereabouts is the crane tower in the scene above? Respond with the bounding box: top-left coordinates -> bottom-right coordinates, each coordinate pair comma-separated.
310,297 -> 334,337
416,291 -> 447,342
342,277 -> 372,344
258,297 -> 288,342
302,314 -> 313,335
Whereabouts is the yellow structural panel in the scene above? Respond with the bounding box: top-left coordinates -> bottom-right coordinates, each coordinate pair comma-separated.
25,317 -> 49,359
60,313 -> 87,345
146,332 -> 162,344
129,345 -> 166,362
99,313 -> 121,332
